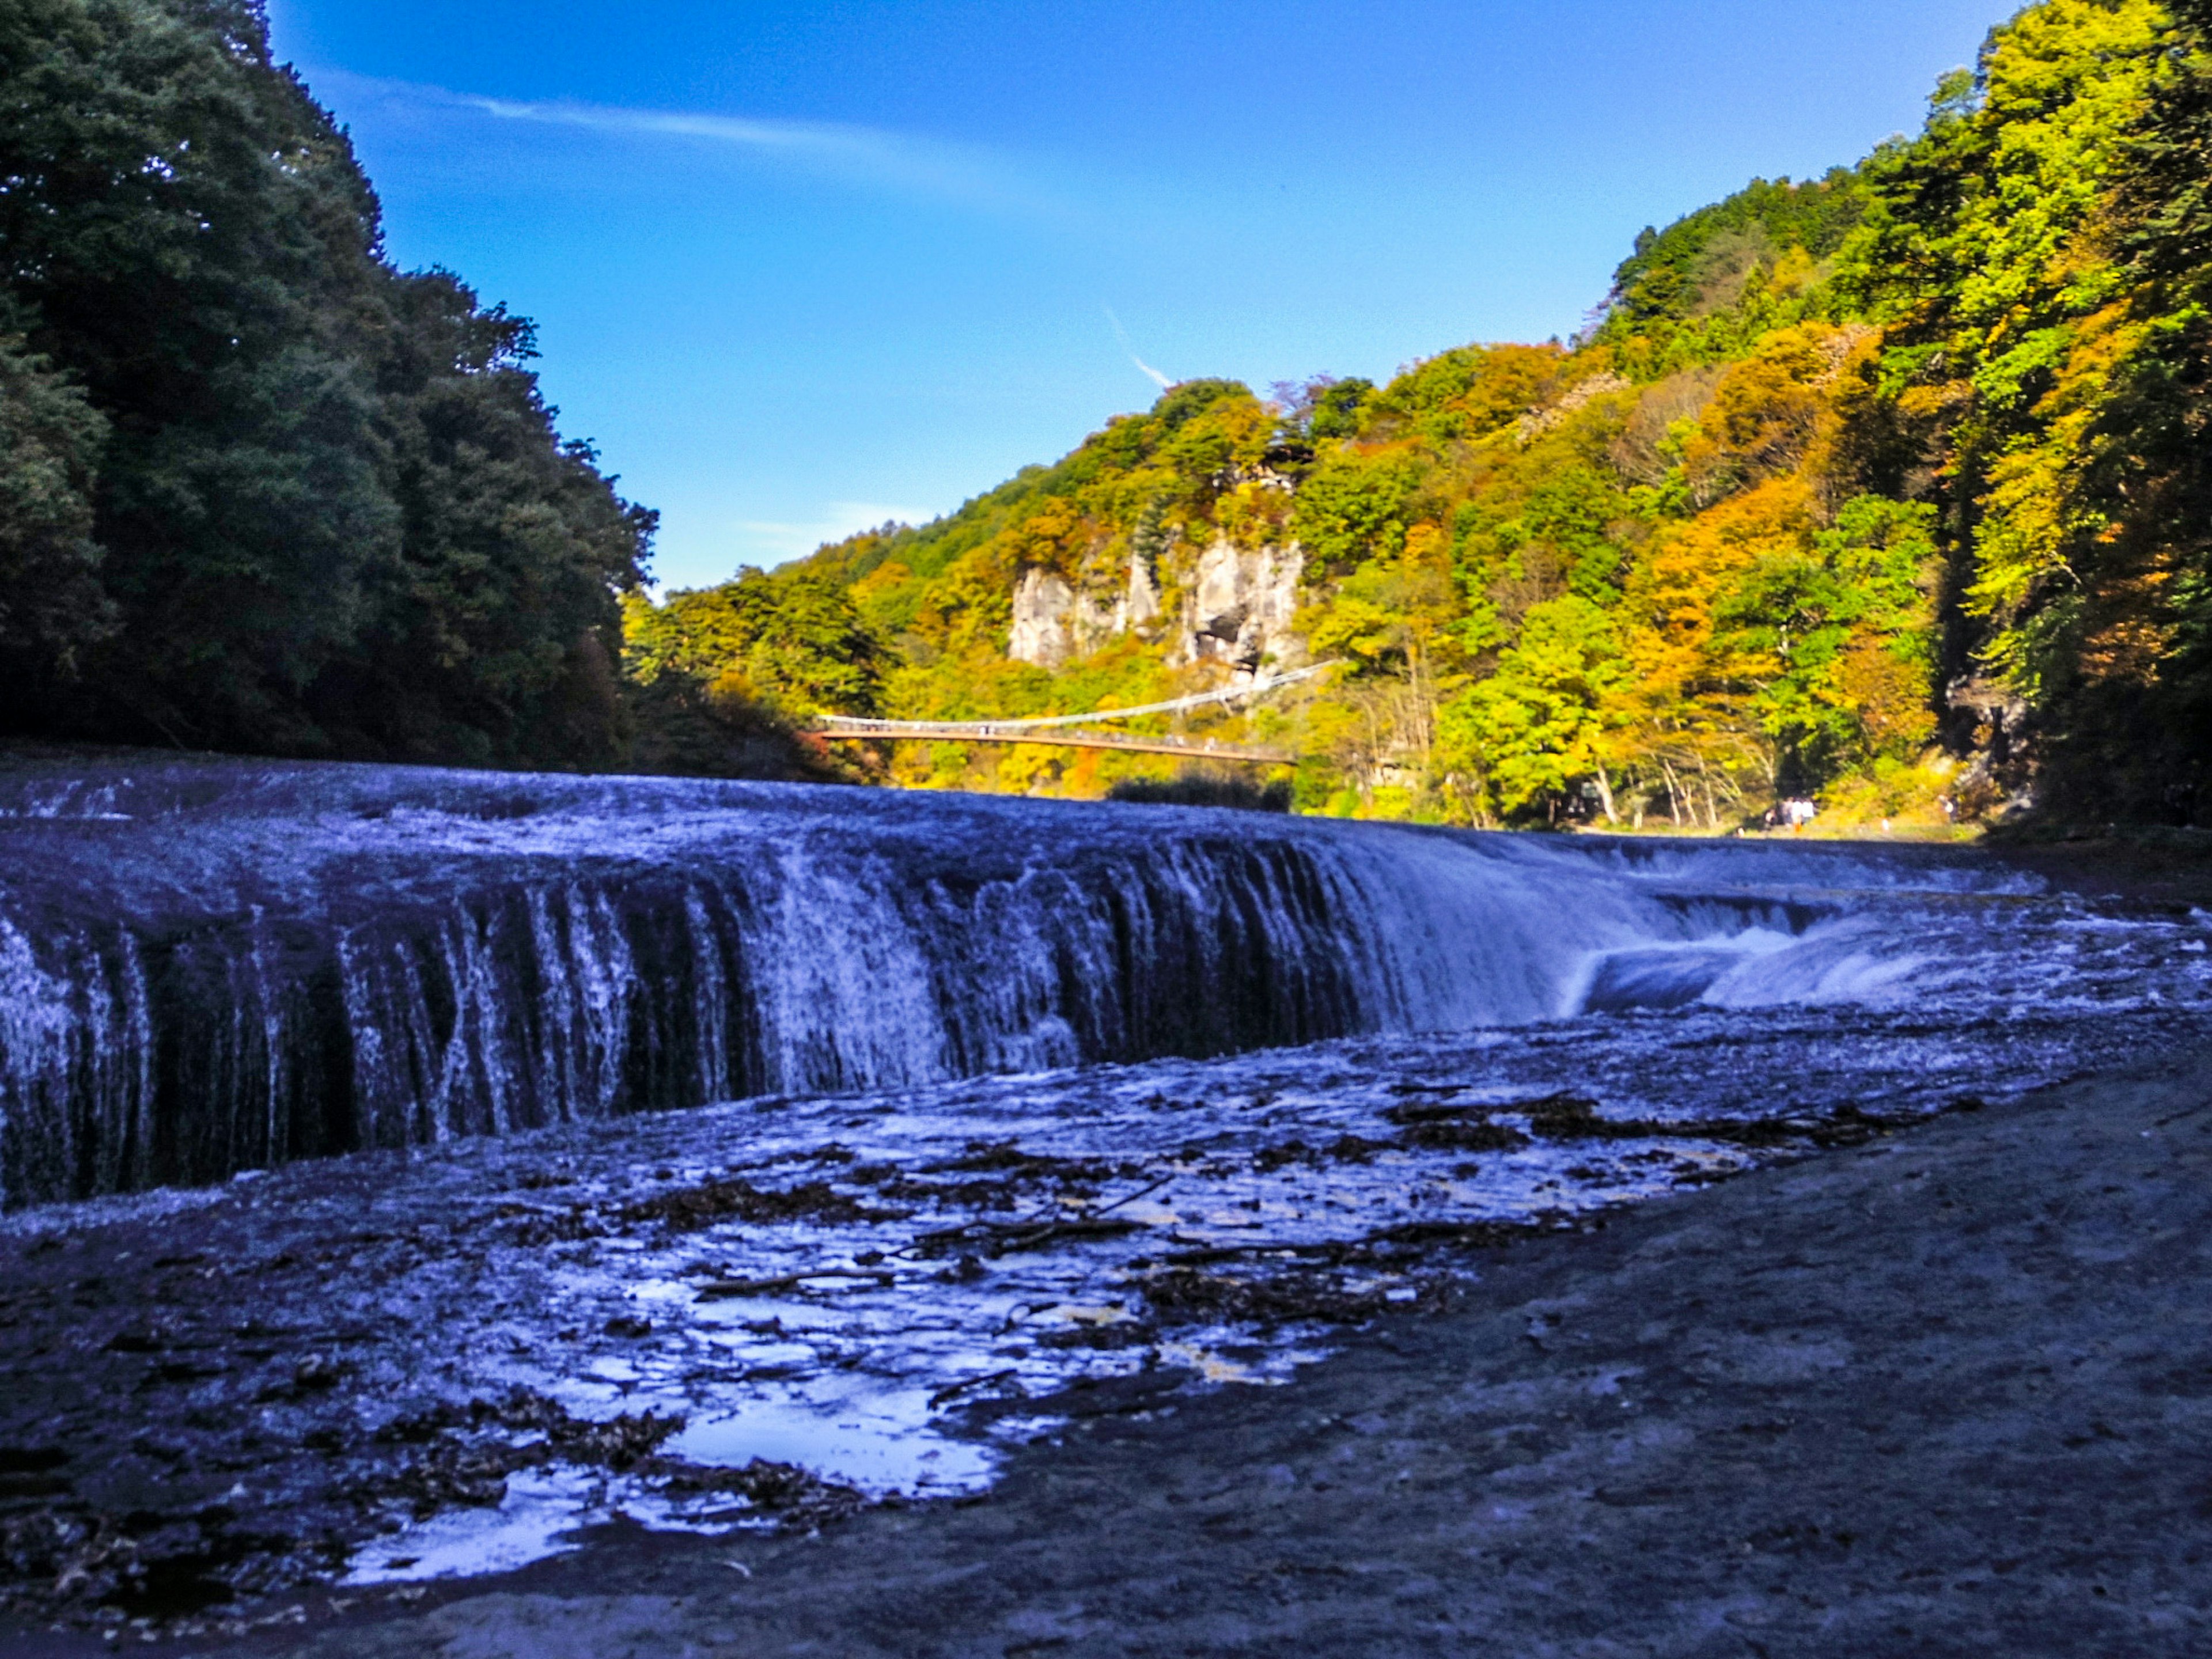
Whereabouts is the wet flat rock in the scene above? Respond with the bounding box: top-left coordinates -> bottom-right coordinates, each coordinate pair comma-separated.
116,1046 -> 2212,1658
0,1037 -> 1824,1638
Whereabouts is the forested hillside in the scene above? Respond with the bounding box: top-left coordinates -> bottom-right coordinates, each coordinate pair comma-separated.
0,0 -> 655,767
6,1 -> 2206,821
634,0 -> 2212,827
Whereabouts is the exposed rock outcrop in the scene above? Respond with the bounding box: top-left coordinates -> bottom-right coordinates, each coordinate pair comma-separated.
1175,538 -> 1305,678
1515,371 -> 1632,445
1007,570 -> 1088,669
1007,555 -> 1164,669
1006,536 -> 1305,682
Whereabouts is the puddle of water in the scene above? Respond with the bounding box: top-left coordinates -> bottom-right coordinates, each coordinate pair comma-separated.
344,1468 -> 608,1586
668,1391 -> 998,1497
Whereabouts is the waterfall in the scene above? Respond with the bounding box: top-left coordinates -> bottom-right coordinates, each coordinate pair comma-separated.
0,757 -> 1995,1208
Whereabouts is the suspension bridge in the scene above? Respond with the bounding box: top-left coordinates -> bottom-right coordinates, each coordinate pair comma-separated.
812,661 -> 1338,766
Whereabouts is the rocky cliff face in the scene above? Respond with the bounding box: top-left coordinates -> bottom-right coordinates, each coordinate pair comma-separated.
1007,537 -> 1304,681
1176,538 -> 1305,677
1006,555 -> 1161,669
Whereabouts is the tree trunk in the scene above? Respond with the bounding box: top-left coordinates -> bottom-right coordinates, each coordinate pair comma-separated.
1591,768 -> 1618,825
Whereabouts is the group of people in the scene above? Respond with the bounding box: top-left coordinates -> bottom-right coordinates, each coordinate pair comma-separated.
1760,797 -> 1819,833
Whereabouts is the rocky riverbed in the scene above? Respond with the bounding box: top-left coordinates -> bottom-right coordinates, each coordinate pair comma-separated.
2,960 -> 2210,1651
10,1041 -> 2212,1656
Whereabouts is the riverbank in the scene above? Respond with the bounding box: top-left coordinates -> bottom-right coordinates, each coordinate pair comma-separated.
1983,822 -> 2212,907
1587,818 -> 2212,906
2,1043 -> 2195,1656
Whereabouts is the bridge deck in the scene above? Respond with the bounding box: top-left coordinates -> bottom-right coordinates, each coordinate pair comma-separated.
813,719 -> 1291,764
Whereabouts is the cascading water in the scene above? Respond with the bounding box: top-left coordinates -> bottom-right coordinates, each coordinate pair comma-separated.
0,755 -> 2018,1209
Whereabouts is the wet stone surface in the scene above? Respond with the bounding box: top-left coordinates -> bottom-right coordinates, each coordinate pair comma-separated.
4,881 -> 2212,1647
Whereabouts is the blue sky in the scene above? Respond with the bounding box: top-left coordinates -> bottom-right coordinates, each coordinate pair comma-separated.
264,1 -> 2008,591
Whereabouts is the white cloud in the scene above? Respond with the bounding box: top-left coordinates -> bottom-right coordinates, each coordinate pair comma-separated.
325,73 -> 1039,211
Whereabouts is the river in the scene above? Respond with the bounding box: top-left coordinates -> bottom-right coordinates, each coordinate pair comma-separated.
2,753 -> 2208,1622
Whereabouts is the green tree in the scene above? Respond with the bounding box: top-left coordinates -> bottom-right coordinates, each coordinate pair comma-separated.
1840,0 -> 2166,680
0,332 -> 111,676
1711,495 -> 1936,779
1307,377 -> 1373,441
628,567 -> 882,717
1437,596 -> 1627,819
0,0 -> 651,764
2040,0 -> 2212,806
334,271 -> 651,767
1290,448 -> 1425,572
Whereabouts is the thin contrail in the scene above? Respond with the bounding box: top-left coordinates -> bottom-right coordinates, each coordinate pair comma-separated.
1104,307 -> 1173,390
